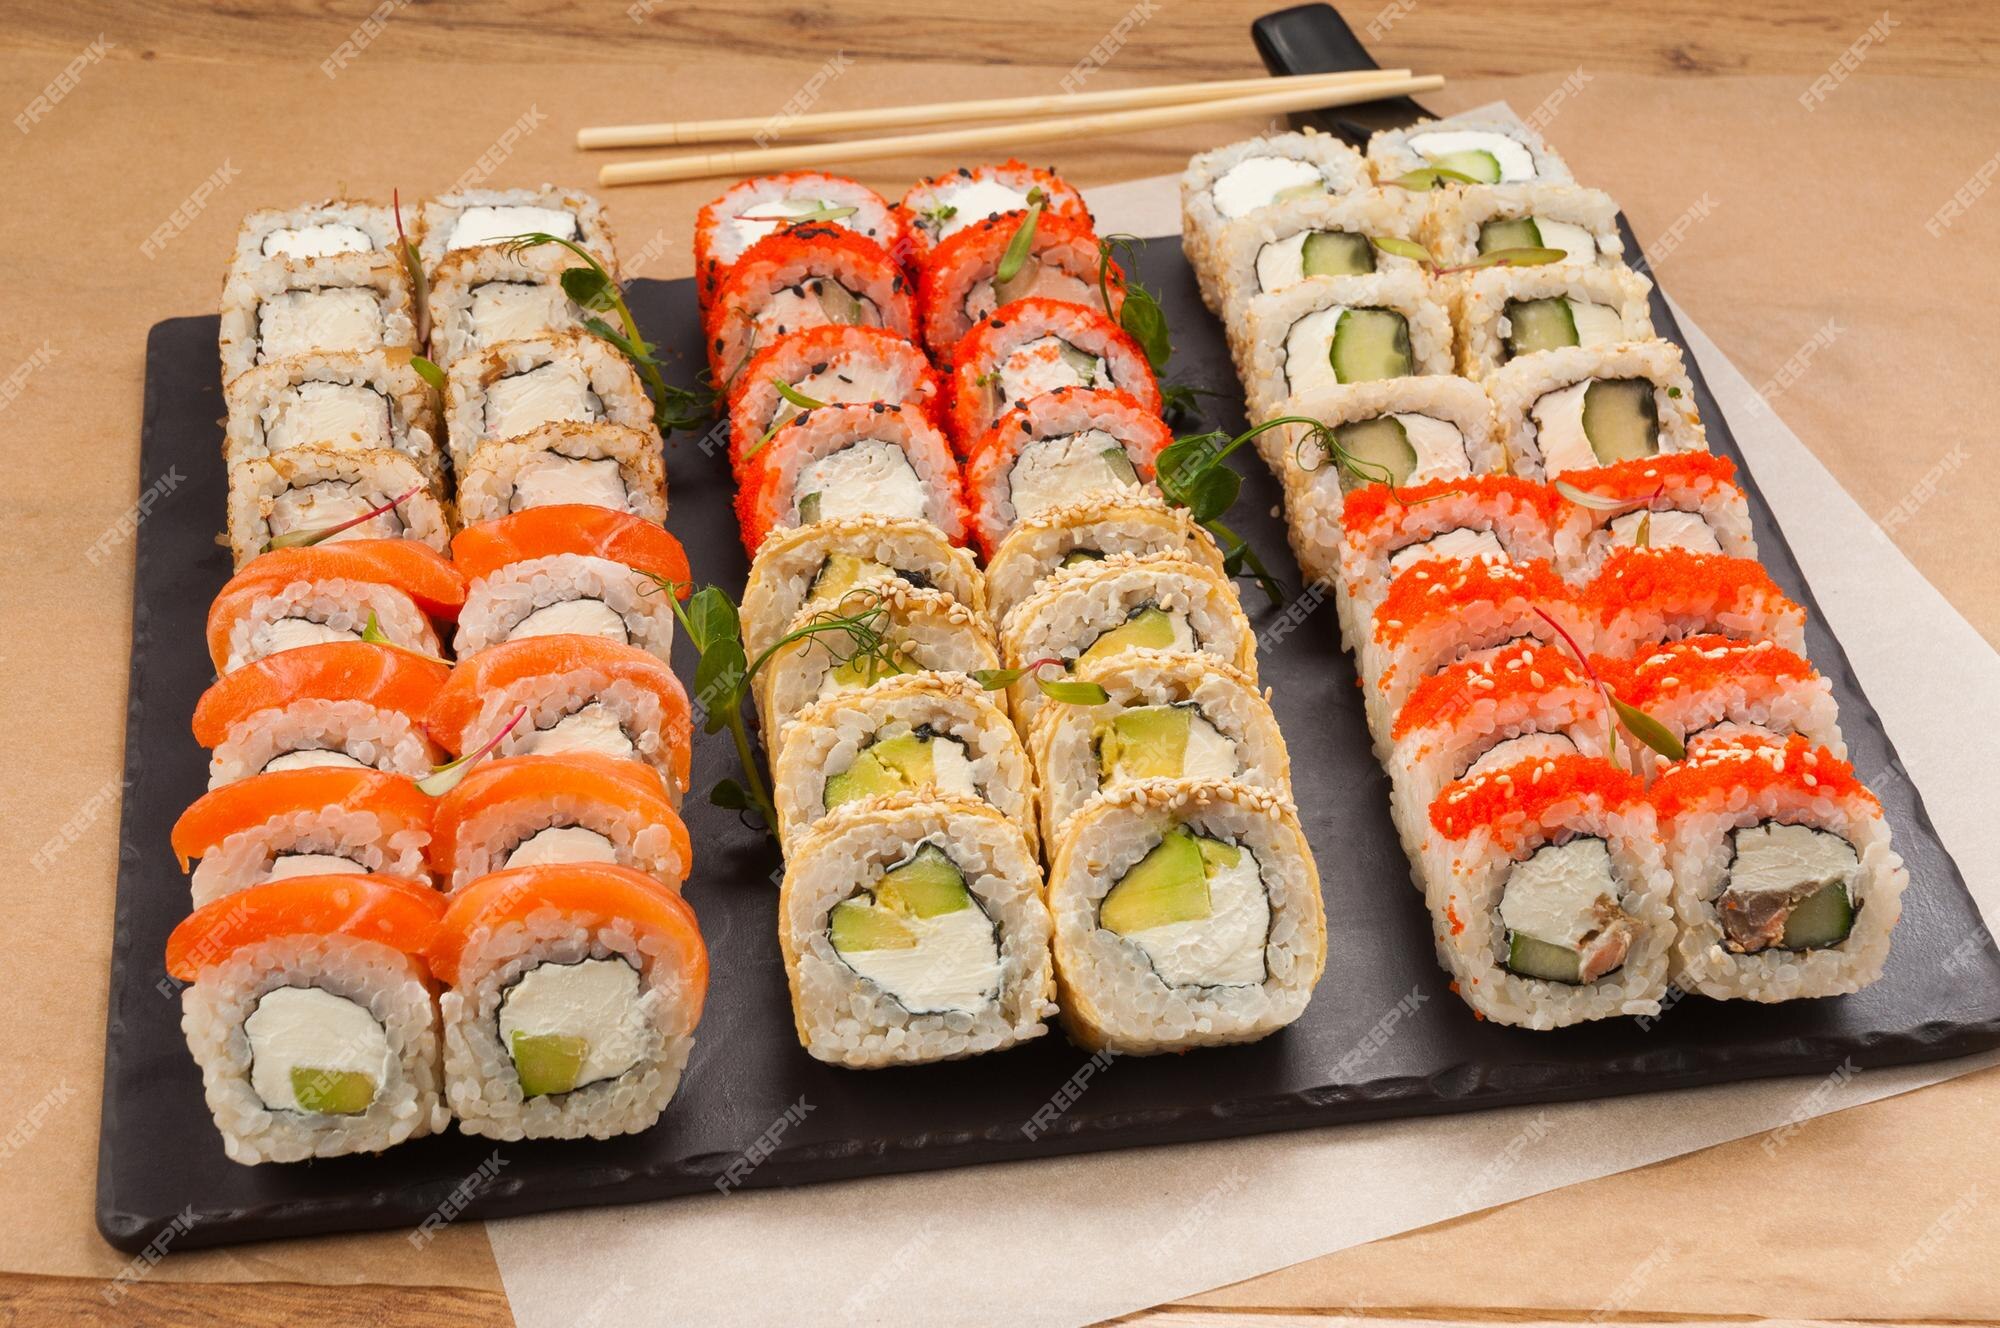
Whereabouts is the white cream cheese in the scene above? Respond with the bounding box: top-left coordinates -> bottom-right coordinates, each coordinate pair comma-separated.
485,362 -> 604,441
259,288 -> 382,361
264,852 -> 366,881
1388,526 -> 1507,577
1528,379 -> 1596,475
519,703 -> 636,760
997,336 -> 1109,405
249,616 -> 363,663
468,280 -> 573,350
1282,305 -> 1349,397
1727,823 -> 1858,900
1465,731 -> 1578,781
1393,413 -> 1473,484
923,736 -> 980,798
263,748 -> 369,774
1500,837 -> 1616,949
1408,129 -> 1538,182
1530,218 -> 1599,262
1123,846 -> 1271,987
1097,706 -> 1240,791
505,825 -> 620,870
498,957 -> 648,1089
262,223 -> 372,261
1607,509 -> 1721,554
509,598 -> 629,643
1564,300 -> 1624,347
832,900 -> 1002,1014
245,985 -> 393,1113
510,454 -> 629,511
267,481 -> 404,544
1211,155 -> 1324,219
1007,430 -> 1136,520
934,178 -> 1033,237
729,197 -> 852,251
264,381 -> 394,454
795,440 -> 928,524
448,205 -> 578,252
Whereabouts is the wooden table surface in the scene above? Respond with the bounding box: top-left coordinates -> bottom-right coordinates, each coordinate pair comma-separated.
6,1 -> 1998,1324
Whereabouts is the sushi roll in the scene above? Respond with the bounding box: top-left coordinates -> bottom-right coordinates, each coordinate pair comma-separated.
1604,635 -> 1844,772
1485,340 -> 1707,480
772,674 -> 1034,853
999,553 -> 1258,736
1421,753 -> 1673,1027
960,388 -> 1171,555
1366,116 -> 1574,187
194,641 -> 450,788
1237,270 -> 1451,422
984,493 -> 1225,633
733,402 -> 968,553
944,297 -> 1161,445
205,539 -> 465,673
917,210 -> 1121,355
695,173 -> 904,304
230,199 -> 415,280
429,862 -> 707,1139
898,160 -> 1091,257
225,445 -> 454,568
725,325 -> 940,470
1548,453 -> 1755,580
778,797 -> 1056,1068
1205,188 -> 1429,325
166,873 -> 450,1163
418,185 -> 618,277
451,505 -> 692,665
427,245 -> 594,371
1424,183 -> 1627,272
443,332 -> 658,475
219,253 -> 418,386
222,349 -> 441,483
1588,548 -> 1807,658
1180,131 -> 1368,297
457,422 -> 668,525
1046,779 -> 1325,1055
705,226 -> 915,386
430,753 -> 691,893
739,515 -> 985,662
1452,265 -> 1655,380
1029,649 -> 1291,850
1652,735 -> 1906,1001
171,768 -> 436,907
426,635 -> 694,799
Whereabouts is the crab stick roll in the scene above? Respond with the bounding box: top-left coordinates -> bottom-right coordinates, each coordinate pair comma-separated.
740,515 -> 985,661
223,349 -> 441,482
1206,187 -> 1428,325
779,797 -> 1056,1068
171,768 -> 436,907
1181,132 -> 1368,299
1048,779 -> 1324,1055
1652,735 -> 1906,1001
457,422 -> 667,525
918,211 -> 1121,355
427,246 -> 594,371
225,445 -> 454,568
431,753 -> 690,894
1453,265 -> 1655,380
1549,453 -> 1754,581
206,539 -> 465,673
1424,183 -> 1627,273
230,199 -> 414,282
706,226 -> 915,387
429,863 -> 707,1140
444,332 -> 658,474
1422,754 -> 1672,1027
960,388 -> 1170,555
696,173 -> 904,304
898,159 -> 1090,258
1589,548 -> 1807,659
219,253 -> 418,386
1238,270 -> 1451,424
417,185 -> 618,277
167,873 -> 449,1163
985,493 -> 1225,634
1605,635 -> 1844,774
1000,553 -> 1258,736
773,674 -> 1034,853
195,641 -> 450,788
733,402 -> 968,554
944,298 -> 1160,445
1367,117 -> 1574,187
1030,650 -> 1291,850
451,506 -> 691,665
1485,340 -> 1706,480
725,325 -> 940,470
427,635 -> 693,800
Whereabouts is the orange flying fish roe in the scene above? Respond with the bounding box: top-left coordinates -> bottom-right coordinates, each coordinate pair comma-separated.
1391,640 -> 1592,742
1372,557 -> 1570,650
1554,452 -> 1739,505
1429,752 -> 1644,847
1588,548 -> 1796,627
1342,474 -> 1554,541
1618,634 -> 1817,709
1650,733 -> 1874,823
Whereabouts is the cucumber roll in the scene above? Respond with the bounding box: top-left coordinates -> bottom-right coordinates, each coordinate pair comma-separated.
1237,270 -> 1452,424
739,515 -> 986,661
457,422 -> 667,526
1180,131 -> 1368,307
1421,754 -> 1673,1027
430,753 -> 691,894
1453,264 -> 1655,380
778,798 -> 1056,1068
944,297 -> 1161,447
1424,183 -> 1626,273
223,349 -> 441,487
418,185 -> 619,278
230,199 -> 414,283
734,401 -> 968,554
1608,635 -> 1844,778
444,332 -> 659,475
918,210 -> 1121,355
1366,117 -> 1573,188
428,245 -> 595,372
1485,340 -> 1707,480
960,388 -> 1171,556
219,252 -> 418,387
696,172 -> 903,304
1047,780 -> 1325,1055
1549,453 -> 1755,581
225,444 -> 454,568
1206,188 -> 1428,326
705,226 -> 914,387
1652,735 -> 1906,1001
1587,548 -> 1807,659
898,159 -> 1091,258
985,492 -> 1224,634
171,768 -> 436,907
725,325 -> 940,472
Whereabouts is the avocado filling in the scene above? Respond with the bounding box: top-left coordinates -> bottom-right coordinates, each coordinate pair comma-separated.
245,985 -> 392,1115
1210,155 -> 1327,219
824,728 -> 979,809
1717,822 -> 1859,953
1255,229 -> 1375,294
996,336 -> 1111,407
1094,703 -> 1240,789
1499,837 -> 1633,984
1100,826 -> 1270,987
498,956 -> 649,1097
1283,306 -> 1413,396
821,641 -> 919,696
1408,129 -> 1538,183
805,552 -> 898,609
828,843 -> 1002,1013
1478,215 -> 1598,263
509,597 -> 630,644
1008,431 -> 1142,521
1529,378 -> 1660,474
1076,604 -> 1194,668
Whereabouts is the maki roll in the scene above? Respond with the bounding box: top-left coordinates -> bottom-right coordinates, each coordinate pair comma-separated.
451,505 -> 692,665
1046,780 -> 1325,1055
898,160 -> 1090,257
230,199 -> 413,280
1422,754 -> 1673,1027
1652,735 -> 1906,1000
918,210 -> 1121,355
171,768 -> 436,907
418,185 -> 618,276
1030,650 -> 1291,850
457,421 -> 668,525
705,226 -> 915,386
194,641 -> 449,788
427,245 -> 594,371
167,873 -> 449,1163
1588,548 -> 1807,658
1452,264 -> 1655,380
1485,341 -> 1706,480
1549,453 -> 1755,580
734,402 -> 968,553
1205,188 -> 1428,324
725,324 -> 940,470
225,445 -> 454,568
219,253 -> 417,386
960,388 -> 1171,555
205,539 -> 465,673
1424,183 -> 1627,272
444,332 -> 658,474
778,797 -> 1056,1068
772,674 -> 1033,853
1181,131 -> 1368,296
739,515 -> 985,662
223,349 -> 440,482
695,172 -> 904,303
429,863 -> 708,1139
984,493 -> 1225,632
1366,117 -> 1574,187
1237,270 -> 1451,422
944,298 -> 1161,445
431,753 -> 691,894
1606,635 -> 1844,771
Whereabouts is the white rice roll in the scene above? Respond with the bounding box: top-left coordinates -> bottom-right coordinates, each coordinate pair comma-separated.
207,699 -> 442,789
1453,265 -> 1655,381
220,579 -> 440,673
418,185 -> 619,278
1548,452 -> 1754,582
1485,340 -> 1706,480
1180,130 -> 1368,304
444,332 -> 658,474
428,245 -> 594,371
985,492 -> 1225,634
225,445 -> 454,569
457,422 -> 668,525
1207,187 -> 1429,326
1237,270 -> 1452,424
1366,117 -> 1574,187
223,349 -> 441,484
219,252 -> 418,386
1424,183 -> 1626,272
737,402 -> 968,550
453,554 -> 675,664
740,515 -> 985,662
230,198 -> 415,281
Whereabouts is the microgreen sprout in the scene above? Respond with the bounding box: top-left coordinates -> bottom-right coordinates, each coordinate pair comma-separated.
995,187 -> 1048,284
1367,235 -> 1564,277
1532,606 -> 1686,770
417,706 -> 527,796
393,189 -> 429,344
971,657 -> 1110,706
1388,166 -> 1479,192
408,354 -> 446,392
746,380 -> 829,455
736,202 -> 858,225
262,485 -> 420,552
359,609 -> 451,667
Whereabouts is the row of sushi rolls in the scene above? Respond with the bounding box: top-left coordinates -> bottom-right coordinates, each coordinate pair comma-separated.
165,110 -> 1907,1168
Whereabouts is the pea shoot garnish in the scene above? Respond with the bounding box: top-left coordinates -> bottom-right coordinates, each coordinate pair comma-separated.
971,658 -> 1109,706
417,706 -> 528,797
1092,234 -> 1217,425
262,486 -> 420,553
1532,606 -> 1686,772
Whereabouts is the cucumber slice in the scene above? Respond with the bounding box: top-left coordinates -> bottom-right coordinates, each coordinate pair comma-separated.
1329,308 -> 1413,383
1506,931 -> 1582,983
1504,297 -> 1581,358
1781,882 -> 1854,950
796,491 -> 823,525
1100,446 -> 1139,485
992,255 -> 1041,308
1057,342 -> 1105,383
1331,416 -> 1417,492
1301,230 -> 1375,277
1479,217 -> 1544,254
509,1032 -> 588,1099
1580,379 -> 1661,464
814,280 -> 866,325
1426,148 -> 1502,183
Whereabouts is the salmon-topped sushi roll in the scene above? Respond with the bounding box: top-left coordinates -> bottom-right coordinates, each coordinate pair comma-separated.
959,389 -> 1170,557
430,753 -> 691,894
943,298 -> 1160,447
918,210 -> 1120,355
205,539 -> 466,674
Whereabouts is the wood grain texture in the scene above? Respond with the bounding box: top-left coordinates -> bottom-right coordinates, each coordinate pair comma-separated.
0,1273 -> 510,1327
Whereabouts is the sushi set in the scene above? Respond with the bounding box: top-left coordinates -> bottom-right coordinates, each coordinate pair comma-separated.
98,34 -> 2000,1251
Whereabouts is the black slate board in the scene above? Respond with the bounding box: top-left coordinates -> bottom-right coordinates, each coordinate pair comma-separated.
98,56 -> 2000,1265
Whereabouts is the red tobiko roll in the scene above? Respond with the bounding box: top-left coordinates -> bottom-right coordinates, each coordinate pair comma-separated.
705,225 -> 914,388
942,297 -> 1160,449
917,209 -> 1122,356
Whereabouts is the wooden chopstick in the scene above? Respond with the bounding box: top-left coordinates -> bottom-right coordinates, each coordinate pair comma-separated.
578,70 -> 1415,150
598,73 -> 1443,187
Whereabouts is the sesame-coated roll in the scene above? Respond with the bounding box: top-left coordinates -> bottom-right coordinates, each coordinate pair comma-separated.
225,445 -> 454,568
1237,269 -> 1451,423
734,402 -> 968,554
984,493 -> 1225,633
1205,187 -> 1428,324
219,252 -> 418,387
740,515 -> 986,662
417,185 -> 619,278
1451,264 -> 1655,381
230,198 -> 415,282
444,332 -> 659,475
1485,340 -> 1706,480
1181,131 -> 1368,300
1366,117 -> 1574,187
959,388 -> 1171,556
427,245 -> 594,371
918,210 -> 1121,355
705,225 -> 915,387
944,298 -> 1160,445
456,422 -> 667,525
1423,183 -> 1627,273
223,349 -> 441,485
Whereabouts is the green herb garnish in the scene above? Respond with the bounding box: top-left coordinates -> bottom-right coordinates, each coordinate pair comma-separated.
995,187 -> 1047,284
1388,166 -> 1479,192
1532,606 -> 1685,766
921,203 -> 958,229
359,609 -> 451,666
1367,236 -> 1563,276
408,354 -> 445,392
1368,235 -> 1432,264
262,485 -> 420,553
971,657 -> 1110,706
392,189 -> 429,344
746,379 -> 829,456
739,202 -> 858,225
417,706 -> 527,797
